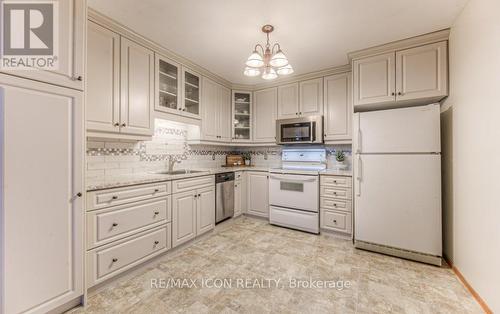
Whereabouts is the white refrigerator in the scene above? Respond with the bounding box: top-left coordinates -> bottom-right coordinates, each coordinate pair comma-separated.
353,104 -> 442,265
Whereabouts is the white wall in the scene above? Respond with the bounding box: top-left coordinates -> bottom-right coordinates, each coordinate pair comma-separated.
442,0 -> 500,311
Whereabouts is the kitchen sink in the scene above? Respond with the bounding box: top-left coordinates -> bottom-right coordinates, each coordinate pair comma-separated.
153,169 -> 206,175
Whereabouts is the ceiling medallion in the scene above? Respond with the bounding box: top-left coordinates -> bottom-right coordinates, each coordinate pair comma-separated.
244,24 -> 293,80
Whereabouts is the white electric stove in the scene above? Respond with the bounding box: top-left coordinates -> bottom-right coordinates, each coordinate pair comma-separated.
268,148 -> 326,234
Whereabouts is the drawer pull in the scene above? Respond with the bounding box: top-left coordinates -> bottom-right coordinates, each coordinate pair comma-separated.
153,189 -> 160,193
112,258 -> 118,263
154,240 -> 159,245
333,180 -> 337,183
333,204 -> 337,207
154,211 -> 160,215
111,196 -> 118,200
333,219 -> 337,224
333,192 -> 337,195
112,222 -> 118,227
198,194 -> 201,197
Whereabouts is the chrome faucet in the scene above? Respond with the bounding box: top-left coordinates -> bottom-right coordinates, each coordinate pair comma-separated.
167,155 -> 180,172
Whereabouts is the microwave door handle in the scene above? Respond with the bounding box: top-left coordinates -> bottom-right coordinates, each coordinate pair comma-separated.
311,122 -> 316,143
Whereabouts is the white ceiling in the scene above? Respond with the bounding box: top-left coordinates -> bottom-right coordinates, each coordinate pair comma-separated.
88,0 -> 467,85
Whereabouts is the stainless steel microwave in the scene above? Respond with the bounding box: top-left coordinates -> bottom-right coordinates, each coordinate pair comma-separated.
276,116 -> 323,145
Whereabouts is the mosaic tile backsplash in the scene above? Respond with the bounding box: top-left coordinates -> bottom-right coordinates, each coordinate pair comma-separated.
86,120 -> 352,181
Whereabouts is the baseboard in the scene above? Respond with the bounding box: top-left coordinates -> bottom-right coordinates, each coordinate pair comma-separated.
444,257 -> 492,314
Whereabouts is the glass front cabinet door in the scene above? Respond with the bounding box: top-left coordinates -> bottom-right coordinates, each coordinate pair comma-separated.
182,68 -> 201,118
232,91 -> 252,142
155,55 -> 181,114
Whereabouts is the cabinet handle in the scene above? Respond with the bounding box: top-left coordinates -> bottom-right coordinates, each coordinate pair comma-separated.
111,196 -> 118,200
112,258 -> 118,263
114,123 -> 120,127
121,123 -> 126,127
112,222 -> 118,227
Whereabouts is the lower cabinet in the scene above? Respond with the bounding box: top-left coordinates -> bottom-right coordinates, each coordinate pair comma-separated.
172,180 -> 215,247
87,225 -> 171,286
247,171 -> 269,217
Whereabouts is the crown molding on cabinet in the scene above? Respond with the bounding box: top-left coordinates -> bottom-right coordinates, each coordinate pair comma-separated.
88,8 -> 233,89
232,64 -> 352,91
348,28 -> 450,61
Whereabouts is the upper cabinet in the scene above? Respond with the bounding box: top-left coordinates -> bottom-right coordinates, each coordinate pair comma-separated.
86,22 -> 154,139
278,83 -> 299,119
154,54 -> 202,120
155,55 -> 181,115
120,38 -> 154,136
324,73 -> 352,142
253,87 -> 278,143
201,77 -> 231,142
232,91 -> 253,142
0,0 -> 86,90
277,79 -> 323,119
353,41 -> 448,111
299,78 -> 324,116
86,21 -> 120,133
395,41 -> 448,102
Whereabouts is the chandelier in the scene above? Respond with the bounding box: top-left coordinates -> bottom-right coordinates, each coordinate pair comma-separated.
244,24 -> 294,80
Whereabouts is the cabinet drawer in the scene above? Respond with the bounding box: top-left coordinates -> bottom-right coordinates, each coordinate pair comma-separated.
87,197 -> 170,249
87,225 -> 170,286
172,175 -> 214,194
320,186 -> 352,200
320,175 -> 352,188
320,197 -> 352,213
87,182 -> 171,210
321,210 -> 352,234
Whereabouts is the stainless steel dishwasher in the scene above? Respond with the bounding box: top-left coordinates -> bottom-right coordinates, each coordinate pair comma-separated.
215,172 -> 235,224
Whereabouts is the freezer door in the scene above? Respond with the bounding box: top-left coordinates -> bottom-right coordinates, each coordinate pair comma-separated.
354,154 -> 442,256
354,104 -> 441,154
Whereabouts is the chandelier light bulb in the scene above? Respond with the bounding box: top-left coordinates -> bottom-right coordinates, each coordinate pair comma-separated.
246,51 -> 264,68
244,66 -> 261,77
270,50 -> 288,67
262,67 -> 278,80
277,64 -> 294,75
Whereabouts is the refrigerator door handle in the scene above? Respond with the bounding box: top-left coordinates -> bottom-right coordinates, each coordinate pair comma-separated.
355,114 -> 362,154
356,155 -> 362,196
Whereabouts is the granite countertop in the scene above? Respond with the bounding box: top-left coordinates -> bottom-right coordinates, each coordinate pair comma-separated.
86,166 -> 352,192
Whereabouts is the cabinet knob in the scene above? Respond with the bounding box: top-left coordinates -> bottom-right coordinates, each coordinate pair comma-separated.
112,196 -> 118,200
72,76 -> 83,81
333,219 -> 337,224
154,211 -> 160,215
398,92 -> 403,96
114,123 -> 120,127
76,192 -> 82,197
391,92 -> 395,96
112,258 -> 118,263
154,240 -> 160,245
121,123 -> 126,127
299,112 -> 302,115
112,222 -> 118,227
153,188 -> 159,193
198,194 -> 201,197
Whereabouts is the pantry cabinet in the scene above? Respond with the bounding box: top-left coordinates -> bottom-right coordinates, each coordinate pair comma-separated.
87,24 -> 154,138
247,172 -> 269,217
201,77 -> 231,142
277,83 -> 299,119
1,75 -> 84,314
0,0 -> 86,90
353,41 -> 448,110
253,88 -> 278,143
324,73 -> 352,142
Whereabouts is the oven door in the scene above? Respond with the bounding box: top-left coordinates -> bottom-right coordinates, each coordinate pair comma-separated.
278,121 -> 315,144
269,174 -> 319,212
